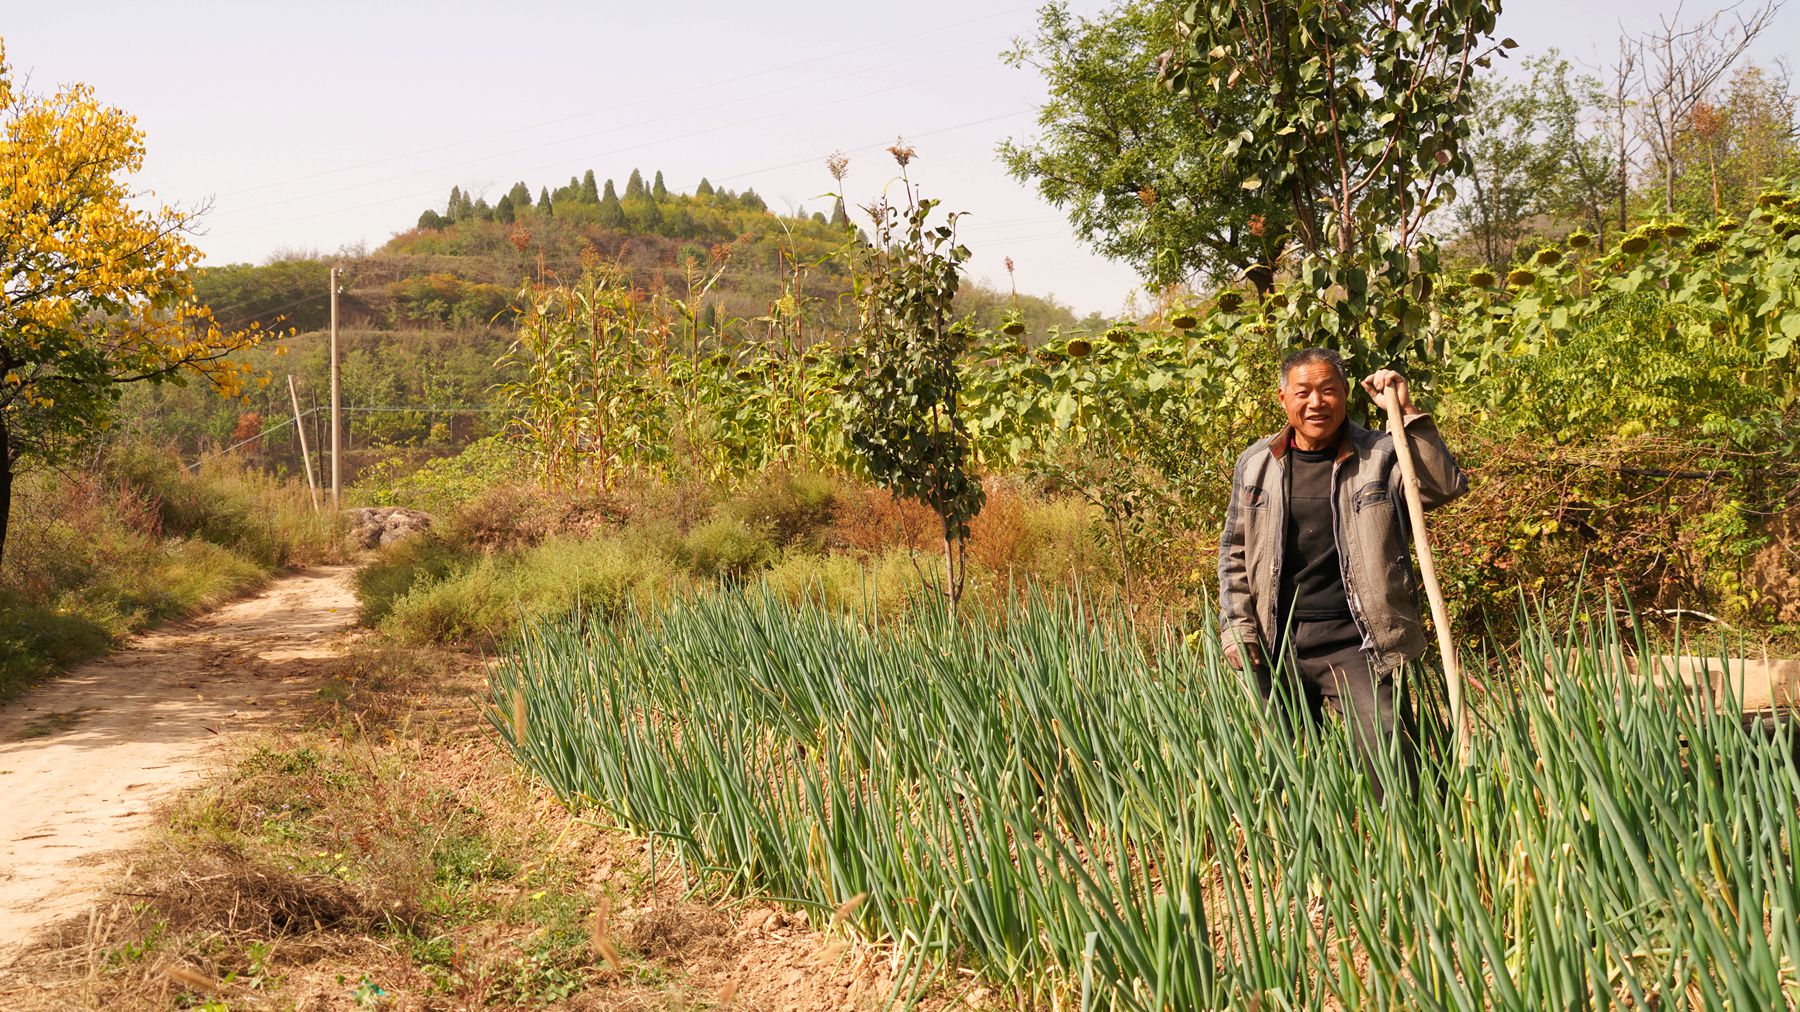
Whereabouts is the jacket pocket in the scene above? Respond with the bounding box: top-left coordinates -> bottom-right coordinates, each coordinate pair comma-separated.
1352,483 -> 1392,514
1241,483 -> 1268,510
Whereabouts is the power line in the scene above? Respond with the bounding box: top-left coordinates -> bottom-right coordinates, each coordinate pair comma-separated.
214,7 -> 1032,199
209,34 -> 1011,221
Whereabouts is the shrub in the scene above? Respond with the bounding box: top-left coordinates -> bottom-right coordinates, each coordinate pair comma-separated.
379,534 -> 685,646
354,536 -> 476,628
0,457 -> 278,699
720,467 -> 840,549
678,517 -> 776,581
760,548 -> 931,619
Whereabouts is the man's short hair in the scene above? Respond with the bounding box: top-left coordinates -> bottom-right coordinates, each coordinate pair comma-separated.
1279,347 -> 1349,391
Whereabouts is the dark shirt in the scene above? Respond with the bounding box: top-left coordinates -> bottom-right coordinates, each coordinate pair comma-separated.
1278,441 -> 1352,625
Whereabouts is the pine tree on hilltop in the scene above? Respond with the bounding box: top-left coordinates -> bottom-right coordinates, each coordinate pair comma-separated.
640,192 -> 665,231
739,188 -> 767,212
626,168 -> 645,199
539,187 -> 553,216
507,181 -> 532,208
447,185 -> 473,221
652,170 -> 667,200
830,196 -> 850,228
598,180 -> 625,229
581,169 -> 600,204
696,177 -> 714,197
495,193 -> 516,223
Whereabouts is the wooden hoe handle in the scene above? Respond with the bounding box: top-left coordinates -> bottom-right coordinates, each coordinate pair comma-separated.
1378,387 -> 1470,764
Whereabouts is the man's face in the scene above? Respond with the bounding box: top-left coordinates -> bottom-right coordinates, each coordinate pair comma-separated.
1278,361 -> 1348,449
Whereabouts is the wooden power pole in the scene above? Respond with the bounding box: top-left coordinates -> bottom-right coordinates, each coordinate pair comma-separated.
329,265 -> 341,511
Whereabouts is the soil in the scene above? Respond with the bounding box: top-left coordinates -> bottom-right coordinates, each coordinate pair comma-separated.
0,566 -> 359,965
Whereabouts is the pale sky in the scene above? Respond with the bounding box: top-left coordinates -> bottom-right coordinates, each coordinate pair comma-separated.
6,1 -> 1795,317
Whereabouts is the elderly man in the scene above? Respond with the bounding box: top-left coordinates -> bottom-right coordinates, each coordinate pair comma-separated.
1217,347 -> 1467,794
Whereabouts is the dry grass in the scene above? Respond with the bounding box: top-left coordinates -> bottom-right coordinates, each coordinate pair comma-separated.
1,638 -> 995,1012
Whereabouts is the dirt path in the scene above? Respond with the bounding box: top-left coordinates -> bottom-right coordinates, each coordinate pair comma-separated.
0,566 -> 358,964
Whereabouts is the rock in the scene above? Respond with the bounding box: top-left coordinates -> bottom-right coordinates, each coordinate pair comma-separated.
344,507 -> 433,551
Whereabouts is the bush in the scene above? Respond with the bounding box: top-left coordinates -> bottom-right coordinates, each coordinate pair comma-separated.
379,533 -> 685,646
356,436 -> 524,515
720,467 -> 840,549
760,548 -> 932,619
353,536 -> 475,628
678,517 -> 776,581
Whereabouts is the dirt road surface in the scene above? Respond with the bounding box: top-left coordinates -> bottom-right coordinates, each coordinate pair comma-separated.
0,566 -> 357,965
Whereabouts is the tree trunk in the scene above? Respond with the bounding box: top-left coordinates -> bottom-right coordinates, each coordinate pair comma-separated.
0,411 -> 12,570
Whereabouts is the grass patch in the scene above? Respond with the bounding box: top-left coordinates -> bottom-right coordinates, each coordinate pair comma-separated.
0,444 -> 338,702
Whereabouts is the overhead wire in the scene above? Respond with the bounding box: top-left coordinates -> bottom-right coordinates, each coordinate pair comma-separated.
211,32 -> 1015,220
214,6 -> 1033,199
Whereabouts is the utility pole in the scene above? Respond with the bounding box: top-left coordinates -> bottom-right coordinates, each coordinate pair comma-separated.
329,265 -> 341,511
287,374 -> 320,513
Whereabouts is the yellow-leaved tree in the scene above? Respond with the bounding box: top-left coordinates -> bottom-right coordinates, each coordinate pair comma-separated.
0,39 -> 269,564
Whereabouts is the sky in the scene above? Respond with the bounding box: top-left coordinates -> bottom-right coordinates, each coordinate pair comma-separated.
5,1 -> 1796,318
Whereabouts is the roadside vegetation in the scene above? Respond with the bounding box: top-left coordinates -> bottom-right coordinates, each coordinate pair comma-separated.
0,445 -> 340,701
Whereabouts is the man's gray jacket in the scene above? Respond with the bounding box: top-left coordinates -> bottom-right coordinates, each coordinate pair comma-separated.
1217,415 -> 1468,675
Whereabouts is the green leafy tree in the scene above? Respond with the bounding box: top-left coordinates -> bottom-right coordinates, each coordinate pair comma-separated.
1524,54 -> 1622,246
417,209 -> 447,230
696,177 -> 714,197
652,169 -> 668,200
507,180 -> 532,208
636,194 -> 665,232
597,180 -> 625,229
1001,0 -> 1291,291
447,185 -> 473,222
1456,74 -> 1558,270
1166,0 -> 1511,369
538,186 -> 553,216
839,150 -> 984,608
580,168 -> 600,204
495,193 -> 516,224
626,168 -> 645,199
740,188 -> 767,212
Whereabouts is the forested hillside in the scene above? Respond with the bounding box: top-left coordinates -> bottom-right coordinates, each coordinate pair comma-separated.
167,167 -> 1093,482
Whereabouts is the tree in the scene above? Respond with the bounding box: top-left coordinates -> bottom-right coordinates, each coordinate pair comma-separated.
636,194 -> 665,232
1456,75 -> 1551,270
840,147 -> 984,609
447,185 -> 473,221
1166,0 -> 1511,366
581,168 -> 600,204
598,180 -> 625,229
1454,55 -> 1618,268
538,187 -> 553,216
1631,2 -> 1779,214
696,177 -> 714,197
739,188 -> 767,212
652,170 -> 667,200
626,168 -> 645,199
1001,1 -> 1291,291
495,193 -> 516,224
0,44 -> 267,563
507,180 -> 533,208
417,209 -> 448,230
1668,63 -> 1799,216
1528,55 -> 1622,246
